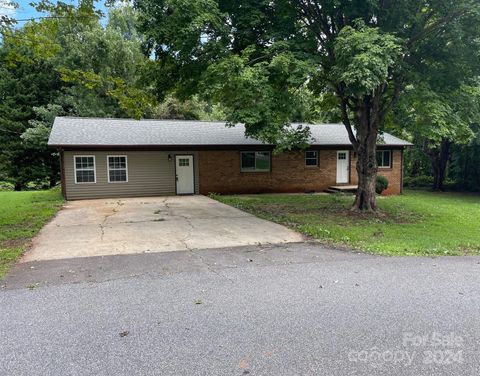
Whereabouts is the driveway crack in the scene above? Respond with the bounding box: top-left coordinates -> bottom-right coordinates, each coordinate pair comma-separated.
100,200 -> 122,241
163,197 -> 195,251
179,216 -> 194,251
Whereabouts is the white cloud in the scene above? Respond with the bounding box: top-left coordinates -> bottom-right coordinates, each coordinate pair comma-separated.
0,0 -> 16,17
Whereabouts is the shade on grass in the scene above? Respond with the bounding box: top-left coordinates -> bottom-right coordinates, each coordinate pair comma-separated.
0,189 -> 63,277
214,190 -> 480,256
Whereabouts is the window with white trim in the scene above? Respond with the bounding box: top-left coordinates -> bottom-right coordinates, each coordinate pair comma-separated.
108,156 -> 128,182
74,156 -> 96,183
305,151 -> 318,167
376,150 -> 392,168
240,151 -> 270,172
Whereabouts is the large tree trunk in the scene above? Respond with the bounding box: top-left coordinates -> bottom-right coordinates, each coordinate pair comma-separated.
351,121 -> 379,211
338,85 -> 388,212
341,96 -> 380,212
430,138 -> 450,191
49,176 -> 57,189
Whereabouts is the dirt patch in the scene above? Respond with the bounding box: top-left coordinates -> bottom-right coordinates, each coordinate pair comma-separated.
251,202 -> 419,225
0,238 -> 30,249
1,221 -> 35,232
307,204 -> 421,224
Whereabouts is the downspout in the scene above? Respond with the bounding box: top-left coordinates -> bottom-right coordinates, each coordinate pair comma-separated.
59,148 -> 67,200
400,148 -> 404,194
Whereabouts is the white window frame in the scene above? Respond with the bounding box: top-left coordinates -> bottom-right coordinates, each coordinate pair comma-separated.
74,155 -> 96,184
240,151 -> 271,172
305,150 -> 319,167
377,150 -> 392,169
107,155 -> 129,183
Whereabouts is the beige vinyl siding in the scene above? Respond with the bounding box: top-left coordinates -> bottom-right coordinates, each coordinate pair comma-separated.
64,151 -> 199,200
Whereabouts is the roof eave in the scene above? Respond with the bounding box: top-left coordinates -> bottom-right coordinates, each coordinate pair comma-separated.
49,143 -> 411,149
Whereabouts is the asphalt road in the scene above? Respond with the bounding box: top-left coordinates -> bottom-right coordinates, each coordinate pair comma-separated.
1,242 -> 480,376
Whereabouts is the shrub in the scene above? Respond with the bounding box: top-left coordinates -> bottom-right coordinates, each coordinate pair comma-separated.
403,175 -> 433,188
0,181 -> 14,191
376,175 -> 389,194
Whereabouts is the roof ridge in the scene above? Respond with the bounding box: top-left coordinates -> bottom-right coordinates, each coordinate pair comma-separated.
55,117 -> 346,127
56,116 -> 231,123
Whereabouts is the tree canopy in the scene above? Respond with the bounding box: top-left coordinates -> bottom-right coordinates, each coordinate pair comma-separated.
135,0 -> 480,209
0,1 -> 153,189
1,0 -> 480,200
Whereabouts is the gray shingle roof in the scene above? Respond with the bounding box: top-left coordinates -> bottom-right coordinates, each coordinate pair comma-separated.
48,117 -> 412,147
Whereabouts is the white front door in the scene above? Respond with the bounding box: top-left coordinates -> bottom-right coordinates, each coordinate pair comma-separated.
175,155 -> 194,194
336,150 -> 349,184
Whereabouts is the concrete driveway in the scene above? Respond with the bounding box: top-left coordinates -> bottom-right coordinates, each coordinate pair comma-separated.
22,195 -> 303,261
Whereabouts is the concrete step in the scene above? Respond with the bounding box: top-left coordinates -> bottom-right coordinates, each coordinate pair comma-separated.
324,185 -> 358,194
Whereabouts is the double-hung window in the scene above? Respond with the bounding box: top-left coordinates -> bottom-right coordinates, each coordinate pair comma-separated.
240,151 -> 271,172
376,150 -> 392,168
305,151 -> 318,167
108,155 -> 128,182
74,156 -> 96,184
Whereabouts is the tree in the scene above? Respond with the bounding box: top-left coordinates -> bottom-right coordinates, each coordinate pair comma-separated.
0,45 -> 60,190
154,94 -> 226,120
388,16 -> 480,191
0,1 -> 154,188
393,86 -> 478,191
135,0 -> 480,210
450,123 -> 480,191
37,0 -> 155,118
21,104 -> 64,188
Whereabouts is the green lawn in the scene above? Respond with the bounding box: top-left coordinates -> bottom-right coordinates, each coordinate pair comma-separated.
213,190 -> 480,256
0,189 -> 63,277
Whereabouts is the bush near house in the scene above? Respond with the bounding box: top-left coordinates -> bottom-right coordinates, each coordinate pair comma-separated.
376,175 -> 389,194
0,189 -> 63,278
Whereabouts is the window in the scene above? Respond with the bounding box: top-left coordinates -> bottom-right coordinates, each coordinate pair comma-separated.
108,156 -> 128,182
241,151 -> 271,172
376,150 -> 392,168
74,156 -> 96,184
305,151 -> 318,167
178,158 -> 189,166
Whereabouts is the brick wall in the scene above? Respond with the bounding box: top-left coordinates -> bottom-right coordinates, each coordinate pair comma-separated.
349,149 -> 403,195
198,149 -> 403,195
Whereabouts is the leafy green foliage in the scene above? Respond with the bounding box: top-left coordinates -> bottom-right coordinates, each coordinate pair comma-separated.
0,2 -> 154,188
449,124 -> 480,191
403,175 -> 434,189
395,85 -> 476,147
202,49 -> 316,149
375,175 -> 389,194
333,22 -> 403,97
22,104 -> 64,149
58,68 -> 154,119
0,52 -> 60,189
154,94 -> 225,120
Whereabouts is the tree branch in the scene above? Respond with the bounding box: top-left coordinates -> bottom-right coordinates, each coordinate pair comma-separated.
339,97 -> 358,149
407,9 -> 470,48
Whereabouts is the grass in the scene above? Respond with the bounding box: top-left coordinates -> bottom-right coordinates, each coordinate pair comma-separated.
0,189 -> 64,277
212,190 -> 480,256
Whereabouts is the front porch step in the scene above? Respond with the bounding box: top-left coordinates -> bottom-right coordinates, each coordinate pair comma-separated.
325,185 -> 358,194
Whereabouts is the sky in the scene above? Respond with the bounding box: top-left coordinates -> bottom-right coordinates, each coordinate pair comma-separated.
0,0 -> 108,26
